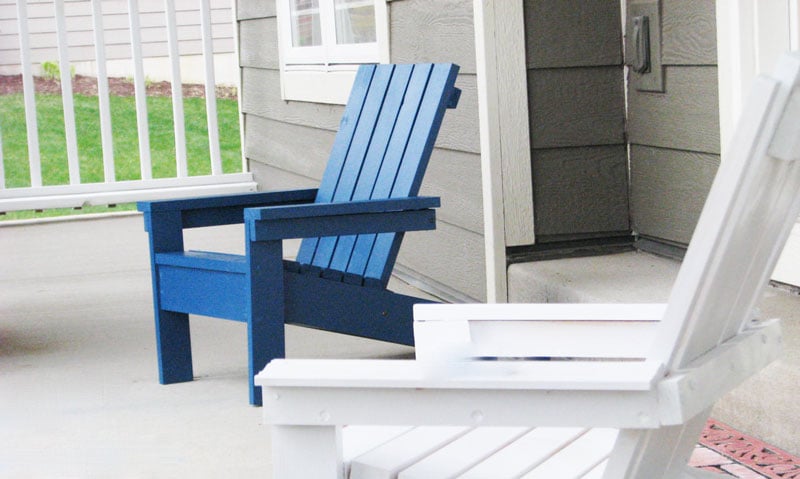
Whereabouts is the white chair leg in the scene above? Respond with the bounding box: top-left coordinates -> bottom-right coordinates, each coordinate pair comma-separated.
603,409 -> 711,479
272,425 -> 344,479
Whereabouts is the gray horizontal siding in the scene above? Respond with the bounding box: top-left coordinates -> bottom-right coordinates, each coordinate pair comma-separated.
532,145 -> 630,239
525,0 -> 628,241
630,145 -> 719,245
524,0 -> 622,69
389,0 -> 476,75
239,17 -> 279,69
626,0 -> 719,246
528,66 -> 625,149
662,0 -> 716,65
627,66 -> 720,155
397,221 -> 486,302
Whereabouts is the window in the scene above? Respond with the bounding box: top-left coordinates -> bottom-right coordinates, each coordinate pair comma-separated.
276,0 -> 390,104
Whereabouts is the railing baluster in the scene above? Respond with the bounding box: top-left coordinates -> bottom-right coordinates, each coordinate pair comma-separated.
164,0 -> 188,178
200,0 -> 222,175
91,0 -> 116,183
54,0 -> 81,185
0,123 -> 5,188
15,0 -> 42,188
230,0 -> 247,173
127,0 -> 152,180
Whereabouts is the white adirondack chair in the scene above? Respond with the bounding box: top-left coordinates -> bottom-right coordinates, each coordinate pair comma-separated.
255,51 -> 800,479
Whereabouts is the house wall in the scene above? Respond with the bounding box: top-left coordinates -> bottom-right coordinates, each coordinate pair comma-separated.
238,0 -> 486,301
524,0 -> 630,243
627,0 -> 719,246
0,0 -> 234,79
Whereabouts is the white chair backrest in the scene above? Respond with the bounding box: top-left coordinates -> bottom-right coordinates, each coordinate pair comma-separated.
653,52 -> 800,370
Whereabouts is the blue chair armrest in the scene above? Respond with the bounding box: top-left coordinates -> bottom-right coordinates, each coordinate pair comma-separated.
245,196 -> 440,241
138,189 -> 318,229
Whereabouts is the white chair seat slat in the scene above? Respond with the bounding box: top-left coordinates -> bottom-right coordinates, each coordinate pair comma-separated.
519,428 -> 618,479
342,426 -> 414,465
580,460 -> 609,479
386,427 -> 529,479
458,427 -> 587,478
348,426 -> 470,479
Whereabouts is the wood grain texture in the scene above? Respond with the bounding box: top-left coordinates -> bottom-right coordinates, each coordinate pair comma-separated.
495,0 -> 535,246
532,146 -> 630,237
244,110 -> 480,235
419,149 -> 483,234
396,221 -> 486,302
239,17 -> 279,69
661,0 -> 716,65
237,0 -> 276,20
437,75 -> 480,154
245,116 -> 333,182
242,69 -> 478,152
524,0 -> 622,68
529,67 -> 625,149
629,145 -> 719,245
389,0 -> 476,74
627,66 -> 720,154
241,68 -> 345,131
248,162 -> 319,192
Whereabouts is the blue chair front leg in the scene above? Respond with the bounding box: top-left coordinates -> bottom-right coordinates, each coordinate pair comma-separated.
143,210 -> 194,385
246,236 -> 287,406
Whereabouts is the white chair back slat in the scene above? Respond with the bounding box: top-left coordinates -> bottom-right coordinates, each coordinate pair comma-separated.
654,52 -> 800,370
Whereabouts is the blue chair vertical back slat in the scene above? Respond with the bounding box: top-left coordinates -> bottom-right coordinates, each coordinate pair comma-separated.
327,64 -> 415,274
295,65 -> 377,266
308,65 -> 396,270
342,64 -> 434,281
363,63 -> 459,285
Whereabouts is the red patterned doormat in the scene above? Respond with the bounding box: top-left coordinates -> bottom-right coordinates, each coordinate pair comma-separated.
690,419 -> 800,478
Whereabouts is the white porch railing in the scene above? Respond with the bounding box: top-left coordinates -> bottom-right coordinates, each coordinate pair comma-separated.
0,0 -> 256,213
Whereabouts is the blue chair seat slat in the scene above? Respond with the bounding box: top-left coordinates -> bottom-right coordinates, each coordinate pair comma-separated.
328,64 -> 416,273
310,65 -> 396,270
296,65 -> 377,266
155,250 -> 249,274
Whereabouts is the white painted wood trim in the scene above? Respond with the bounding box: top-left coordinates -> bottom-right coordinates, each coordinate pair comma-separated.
91,0 -> 116,183
200,0 -> 223,175
493,0 -> 534,248
16,0 -> 42,188
231,0 -> 248,173
275,0 -> 390,105
0,174 -> 256,212
54,0 -> 81,185
164,0 -> 188,178
473,0 -> 508,302
127,0 -> 153,180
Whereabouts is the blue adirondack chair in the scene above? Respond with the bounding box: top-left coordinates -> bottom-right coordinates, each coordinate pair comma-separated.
137,63 -> 461,406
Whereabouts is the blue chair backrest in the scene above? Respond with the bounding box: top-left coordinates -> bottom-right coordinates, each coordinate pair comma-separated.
295,63 -> 460,287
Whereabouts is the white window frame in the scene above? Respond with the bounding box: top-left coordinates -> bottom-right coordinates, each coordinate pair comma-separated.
276,0 -> 390,104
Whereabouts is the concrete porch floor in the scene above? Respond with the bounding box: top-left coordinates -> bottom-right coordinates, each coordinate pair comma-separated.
2,213 -> 799,478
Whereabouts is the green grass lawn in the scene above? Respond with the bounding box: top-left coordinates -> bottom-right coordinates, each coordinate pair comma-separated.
0,93 -> 242,220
